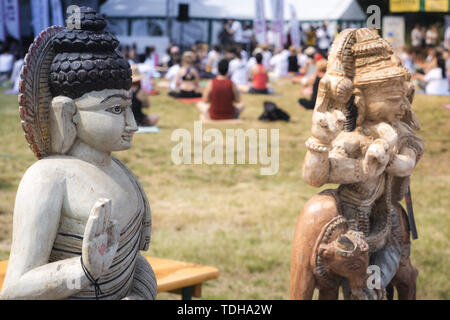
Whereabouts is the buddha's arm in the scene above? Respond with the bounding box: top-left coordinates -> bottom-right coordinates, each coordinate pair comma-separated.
0,165 -> 89,299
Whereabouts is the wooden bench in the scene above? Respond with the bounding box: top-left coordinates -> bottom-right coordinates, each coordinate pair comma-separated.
0,257 -> 219,300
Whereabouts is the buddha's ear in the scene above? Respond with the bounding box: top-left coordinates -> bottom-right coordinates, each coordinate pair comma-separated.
50,96 -> 77,154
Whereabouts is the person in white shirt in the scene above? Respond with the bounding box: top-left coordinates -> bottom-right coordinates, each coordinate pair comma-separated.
0,48 -> 14,79
269,47 -> 289,78
229,50 -> 249,90
416,55 -> 448,95
231,20 -> 243,44
7,55 -> 23,94
411,25 -> 423,49
241,23 -> 254,52
444,25 -> 450,51
298,46 -> 316,86
315,25 -> 330,56
400,47 -> 414,74
247,47 -> 264,71
262,44 -> 272,70
424,67 -> 448,95
280,43 -> 290,57
206,45 -> 222,76
297,46 -> 309,69
240,49 -> 248,62
425,26 -> 438,47
165,60 -> 181,91
144,46 -> 158,68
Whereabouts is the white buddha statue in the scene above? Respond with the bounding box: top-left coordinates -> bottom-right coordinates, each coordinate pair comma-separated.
0,7 -> 156,300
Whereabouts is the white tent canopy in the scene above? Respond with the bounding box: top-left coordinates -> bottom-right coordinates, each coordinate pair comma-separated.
101,0 -> 366,21
100,0 -> 366,52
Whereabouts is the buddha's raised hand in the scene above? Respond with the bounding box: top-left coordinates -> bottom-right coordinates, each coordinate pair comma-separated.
82,198 -> 120,280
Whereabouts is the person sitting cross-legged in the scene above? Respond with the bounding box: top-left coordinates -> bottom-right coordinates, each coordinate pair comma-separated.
168,51 -> 202,98
248,53 -> 269,94
298,59 -> 327,110
196,59 -> 245,121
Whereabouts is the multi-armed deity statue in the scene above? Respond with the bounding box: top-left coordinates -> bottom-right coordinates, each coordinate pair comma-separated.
290,28 -> 424,300
0,7 -> 156,299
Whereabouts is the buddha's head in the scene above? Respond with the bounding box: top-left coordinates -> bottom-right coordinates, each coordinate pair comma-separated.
19,7 -> 136,159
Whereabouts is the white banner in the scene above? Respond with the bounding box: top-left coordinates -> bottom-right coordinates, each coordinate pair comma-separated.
382,16 -> 405,49
31,0 -> 50,36
254,0 -> 267,45
270,0 -> 284,49
0,1 -> 6,42
50,0 -> 64,26
289,4 -> 299,48
3,0 -> 20,40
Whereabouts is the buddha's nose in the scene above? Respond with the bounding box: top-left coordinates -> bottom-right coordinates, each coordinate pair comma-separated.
124,108 -> 138,132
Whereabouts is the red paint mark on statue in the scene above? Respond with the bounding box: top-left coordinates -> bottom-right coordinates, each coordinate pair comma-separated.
99,243 -> 106,256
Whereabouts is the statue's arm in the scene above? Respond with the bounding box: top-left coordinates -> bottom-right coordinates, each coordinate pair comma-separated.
303,148 -> 367,187
303,130 -> 391,187
386,146 -> 417,177
328,155 -> 367,184
0,164 -> 89,300
302,149 -> 331,187
303,135 -> 367,187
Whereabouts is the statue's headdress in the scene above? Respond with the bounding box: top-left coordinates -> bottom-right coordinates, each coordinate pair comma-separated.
19,7 -> 131,159
352,28 -> 409,87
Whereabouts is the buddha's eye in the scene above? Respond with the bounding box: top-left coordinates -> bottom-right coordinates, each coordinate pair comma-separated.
107,105 -> 123,115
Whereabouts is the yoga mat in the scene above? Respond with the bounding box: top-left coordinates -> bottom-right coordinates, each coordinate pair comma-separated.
137,126 -> 160,133
177,97 -> 203,104
202,118 -> 243,124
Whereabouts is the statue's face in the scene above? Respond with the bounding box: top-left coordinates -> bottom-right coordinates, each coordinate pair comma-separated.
74,89 -> 137,152
363,80 -> 409,124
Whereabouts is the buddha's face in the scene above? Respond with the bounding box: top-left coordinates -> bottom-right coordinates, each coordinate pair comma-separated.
73,89 -> 137,152
363,80 -> 409,124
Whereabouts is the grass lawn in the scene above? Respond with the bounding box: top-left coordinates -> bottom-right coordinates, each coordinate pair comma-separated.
0,79 -> 449,299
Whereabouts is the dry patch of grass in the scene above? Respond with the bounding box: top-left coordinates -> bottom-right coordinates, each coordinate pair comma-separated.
0,80 -> 448,299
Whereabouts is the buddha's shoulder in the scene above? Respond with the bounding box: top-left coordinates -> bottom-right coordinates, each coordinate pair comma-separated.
23,155 -> 94,179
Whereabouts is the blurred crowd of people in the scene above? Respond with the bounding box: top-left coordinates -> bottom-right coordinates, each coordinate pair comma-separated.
404,24 -> 450,96
84,20 -> 450,125
1,20 -> 448,127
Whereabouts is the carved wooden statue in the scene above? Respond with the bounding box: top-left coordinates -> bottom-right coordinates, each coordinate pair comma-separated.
290,28 -> 424,300
0,7 -> 156,300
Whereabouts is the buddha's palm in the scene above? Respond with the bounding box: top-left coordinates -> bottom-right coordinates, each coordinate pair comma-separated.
82,198 -> 120,280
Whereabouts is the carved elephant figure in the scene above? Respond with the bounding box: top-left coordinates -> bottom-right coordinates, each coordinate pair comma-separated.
316,230 -> 370,300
